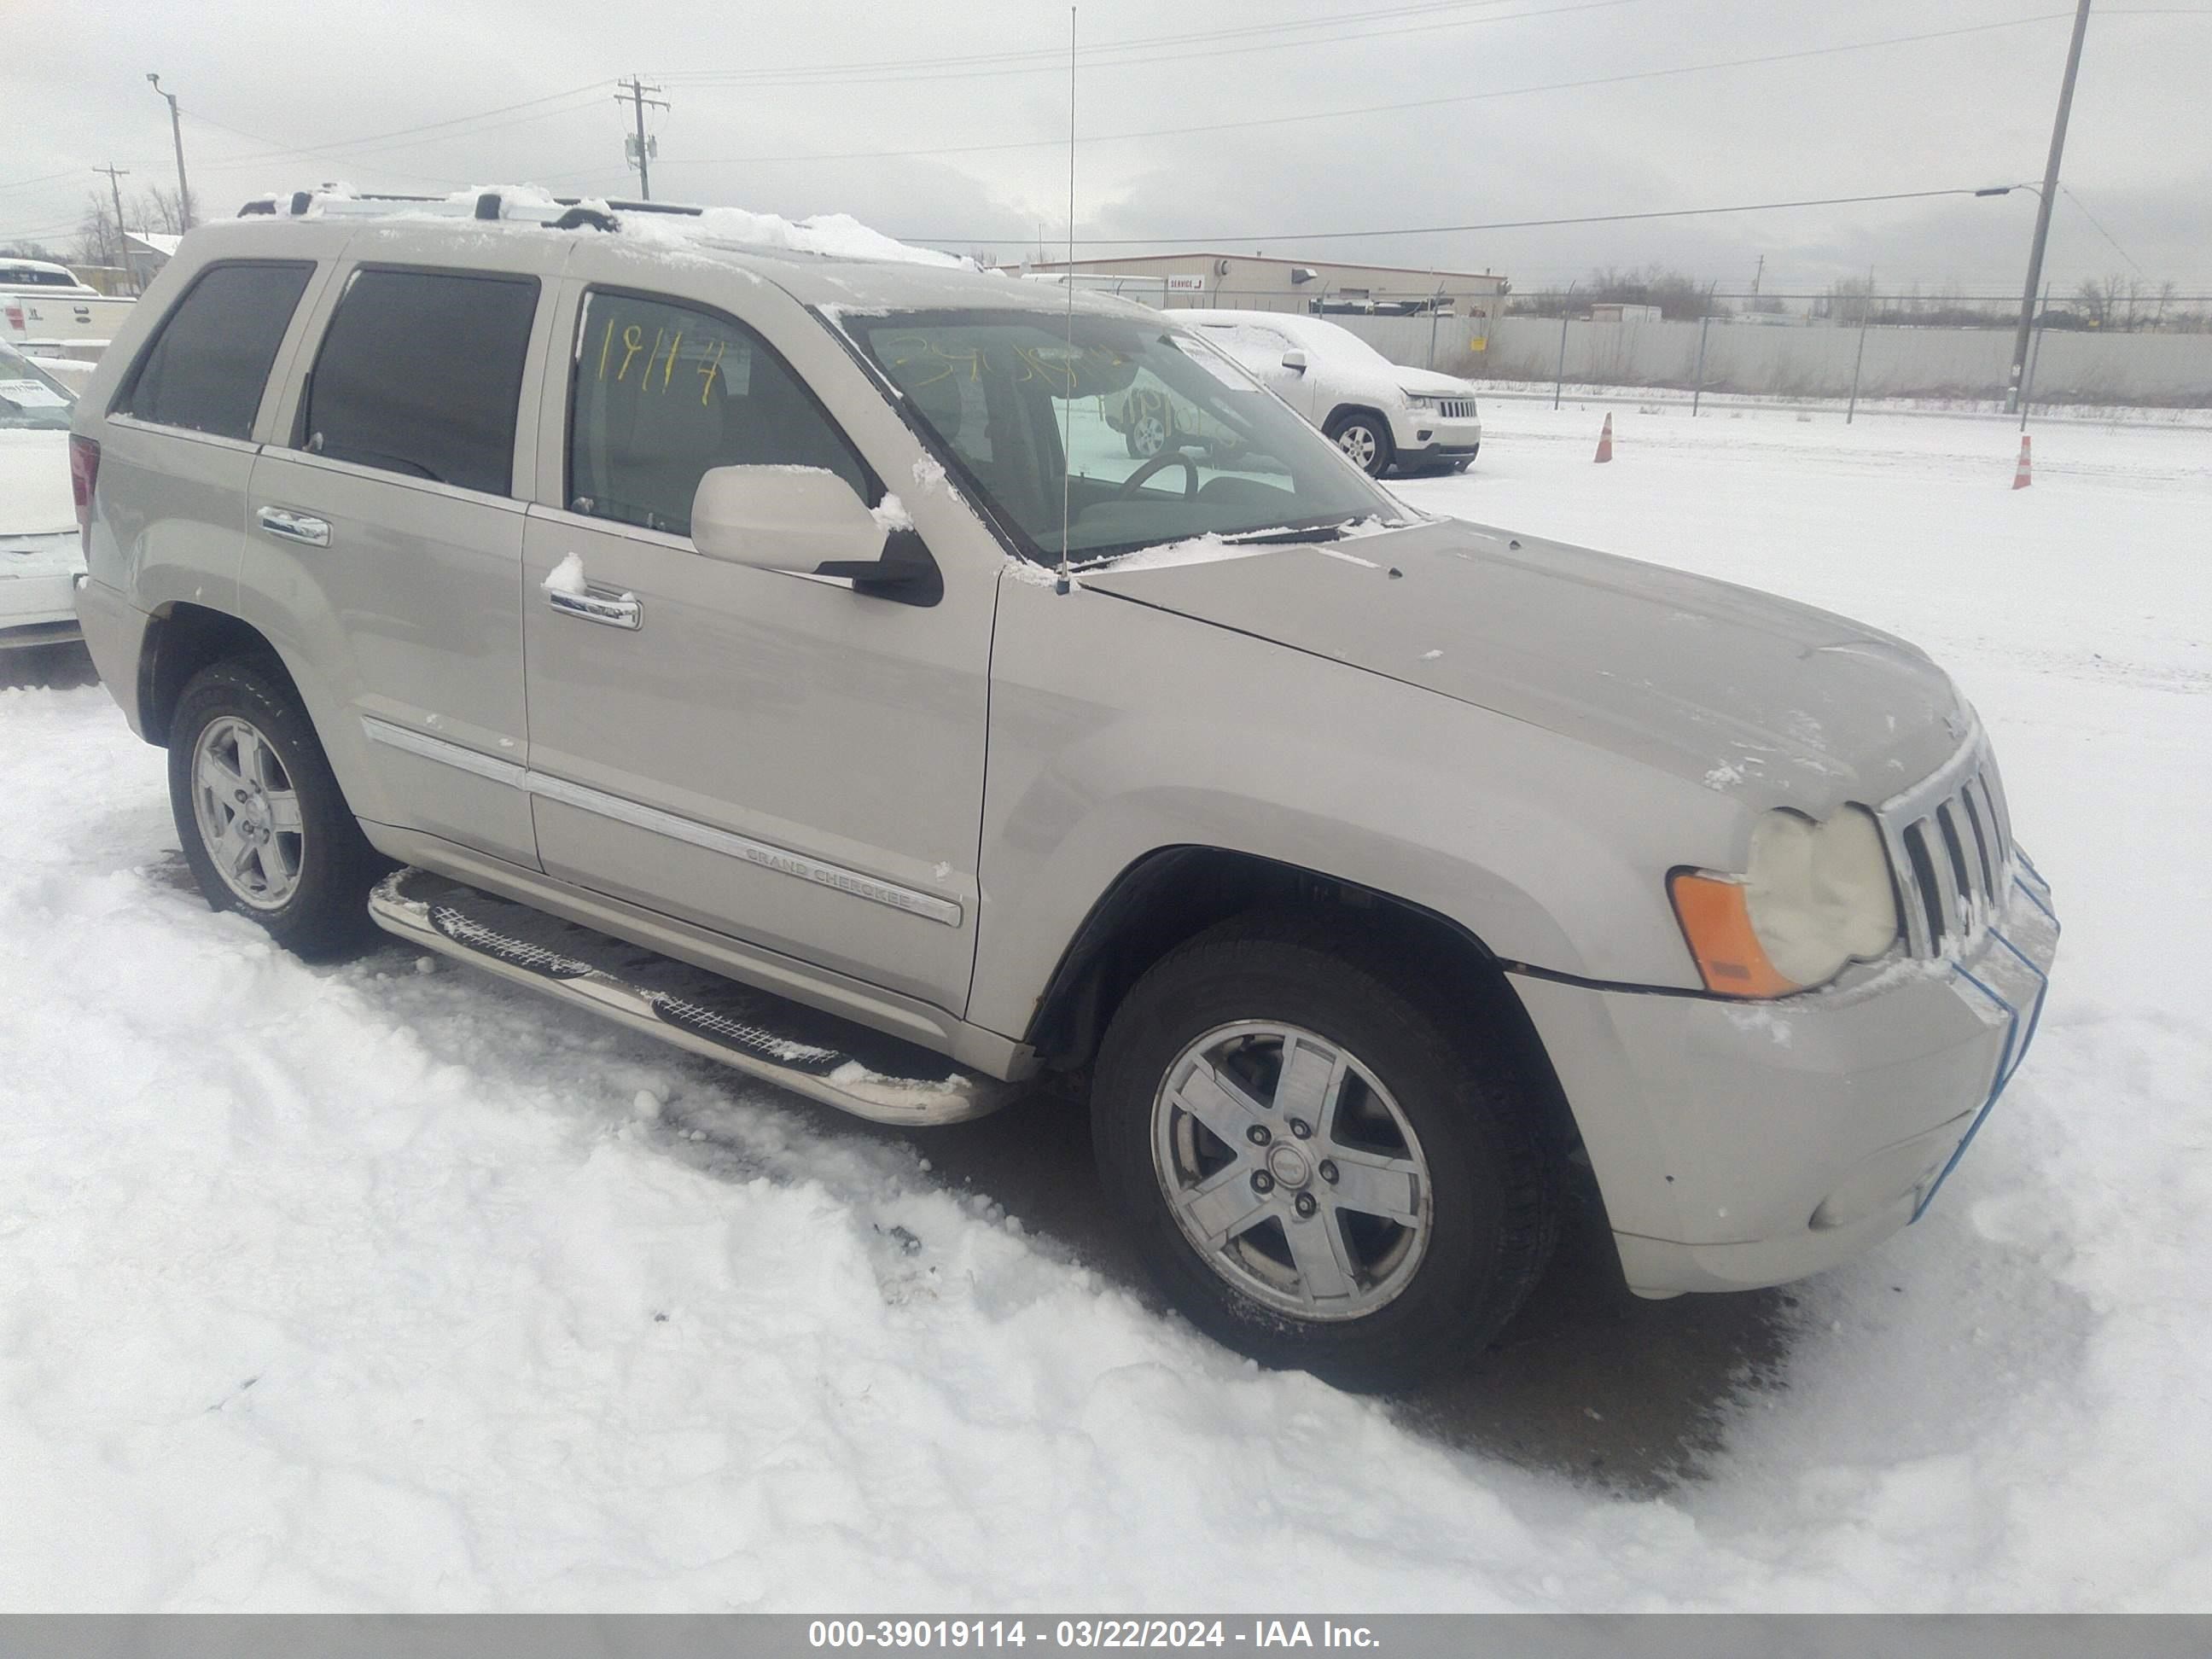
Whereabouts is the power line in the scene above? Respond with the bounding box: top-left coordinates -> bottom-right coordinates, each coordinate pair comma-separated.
658,0 -> 1575,80
178,82 -> 611,172
911,187 -> 2008,247
656,14 -> 2100,170
179,109 -> 474,187
657,0 -> 1647,89
2060,183 -> 2149,275
0,166 -> 90,200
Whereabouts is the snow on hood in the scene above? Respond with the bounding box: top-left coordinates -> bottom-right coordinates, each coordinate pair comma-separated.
1080,515 -> 1970,811
1394,366 -> 1480,399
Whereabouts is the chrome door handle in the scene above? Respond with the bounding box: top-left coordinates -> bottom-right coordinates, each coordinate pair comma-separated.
546,585 -> 643,630
257,506 -> 330,548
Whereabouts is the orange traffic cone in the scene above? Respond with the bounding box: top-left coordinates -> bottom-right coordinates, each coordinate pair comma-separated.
2012,434 -> 2032,490
1594,412 -> 1614,463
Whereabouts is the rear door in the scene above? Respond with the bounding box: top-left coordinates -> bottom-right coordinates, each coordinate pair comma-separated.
242,258 -> 556,868
95,259 -> 319,626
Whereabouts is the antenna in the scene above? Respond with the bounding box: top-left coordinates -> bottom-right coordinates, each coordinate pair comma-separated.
1056,6 -> 1076,596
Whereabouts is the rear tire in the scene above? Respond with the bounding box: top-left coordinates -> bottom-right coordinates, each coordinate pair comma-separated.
168,658 -> 388,960
1091,914 -> 1561,1392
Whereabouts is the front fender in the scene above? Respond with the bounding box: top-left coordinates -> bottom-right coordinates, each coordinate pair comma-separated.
969,571 -> 1738,1043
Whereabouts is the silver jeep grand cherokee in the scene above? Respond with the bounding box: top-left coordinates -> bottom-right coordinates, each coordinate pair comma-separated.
70,192 -> 2057,1391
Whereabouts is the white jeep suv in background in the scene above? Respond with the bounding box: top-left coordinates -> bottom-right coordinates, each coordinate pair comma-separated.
1,339 -> 84,650
71,191 -> 2055,1392
1173,308 -> 1483,476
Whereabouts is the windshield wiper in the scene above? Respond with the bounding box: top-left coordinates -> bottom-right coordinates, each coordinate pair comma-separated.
1220,522 -> 1354,547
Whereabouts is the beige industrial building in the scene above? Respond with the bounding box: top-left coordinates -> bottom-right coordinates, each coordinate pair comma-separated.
1024,253 -> 1506,316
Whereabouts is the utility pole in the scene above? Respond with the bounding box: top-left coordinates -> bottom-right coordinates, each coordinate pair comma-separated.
2005,0 -> 2093,413
146,73 -> 194,230
615,77 -> 669,201
93,164 -> 131,288
1847,267 -> 1874,425
1553,281 -> 1576,410
1751,253 -> 1764,298
2020,279 -> 2052,433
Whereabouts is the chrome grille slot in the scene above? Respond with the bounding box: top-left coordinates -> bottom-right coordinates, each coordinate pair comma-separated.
1435,399 -> 1476,419
1959,783 -> 1996,899
1877,724 -> 2014,958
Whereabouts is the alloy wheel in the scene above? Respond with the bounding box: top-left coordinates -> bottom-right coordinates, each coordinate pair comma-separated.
1150,1021 -> 1432,1321
190,715 -> 306,911
1336,423 -> 1381,470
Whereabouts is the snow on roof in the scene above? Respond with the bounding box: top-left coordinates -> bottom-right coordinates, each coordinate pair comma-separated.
249,183 -> 966,271
124,230 -> 182,257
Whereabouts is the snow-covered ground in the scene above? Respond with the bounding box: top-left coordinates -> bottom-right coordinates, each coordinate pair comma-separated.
2,400 -> 2207,1610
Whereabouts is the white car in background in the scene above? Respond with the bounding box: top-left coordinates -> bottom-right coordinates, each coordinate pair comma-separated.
0,340 -> 84,650
1,258 -> 134,354
1173,308 -> 1482,477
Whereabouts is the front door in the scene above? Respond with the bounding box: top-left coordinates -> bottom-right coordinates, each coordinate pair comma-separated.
519,283 -> 993,1012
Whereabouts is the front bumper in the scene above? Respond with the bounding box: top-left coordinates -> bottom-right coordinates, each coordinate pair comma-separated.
1513,854 -> 2058,1295
1389,410 -> 1481,469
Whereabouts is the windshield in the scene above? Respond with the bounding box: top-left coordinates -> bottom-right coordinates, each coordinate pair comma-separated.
0,341 -> 74,431
847,308 -> 1402,566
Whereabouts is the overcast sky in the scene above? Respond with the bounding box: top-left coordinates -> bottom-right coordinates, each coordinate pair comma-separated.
5,0 -> 2207,299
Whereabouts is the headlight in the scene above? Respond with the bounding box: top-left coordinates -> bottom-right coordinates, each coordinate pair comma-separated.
1669,806 -> 1900,997
1400,392 -> 1438,410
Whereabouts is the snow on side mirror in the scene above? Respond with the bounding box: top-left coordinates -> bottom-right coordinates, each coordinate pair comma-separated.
690,465 -> 885,575
1281,349 -> 1309,372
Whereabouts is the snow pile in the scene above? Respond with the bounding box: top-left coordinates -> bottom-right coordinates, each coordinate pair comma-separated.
538,550 -> 588,596
262,183 -> 963,269
621,207 -> 964,270
3,402 -> 2211,1610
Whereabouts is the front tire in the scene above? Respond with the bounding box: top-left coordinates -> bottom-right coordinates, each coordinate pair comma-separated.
1091,916 -> 1561,1392
168,658 -> 387,959
1325,410 -> 1393,477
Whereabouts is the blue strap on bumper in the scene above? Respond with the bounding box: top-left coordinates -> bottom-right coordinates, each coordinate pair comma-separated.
1912,864 -> 2058,1223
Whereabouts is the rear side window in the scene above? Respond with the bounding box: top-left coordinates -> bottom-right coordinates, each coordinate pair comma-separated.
301,268 -> 538,497
567,289 -> 871,538
123,261 -> 313,439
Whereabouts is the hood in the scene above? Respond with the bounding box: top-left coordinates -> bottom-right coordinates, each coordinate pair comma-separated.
1081,517 -> 1970,812
1392,367 -> 1478,399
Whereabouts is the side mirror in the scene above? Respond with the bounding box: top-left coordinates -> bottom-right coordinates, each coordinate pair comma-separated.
1280,349 -> 1309,373
691,465 -> 882,574
690,464 -> 941,603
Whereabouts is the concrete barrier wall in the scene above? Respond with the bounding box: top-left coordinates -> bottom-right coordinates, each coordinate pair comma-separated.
1320,313 -> 2212,404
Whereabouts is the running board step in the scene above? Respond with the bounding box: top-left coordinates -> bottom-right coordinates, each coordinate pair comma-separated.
368,868 -> 1010,1126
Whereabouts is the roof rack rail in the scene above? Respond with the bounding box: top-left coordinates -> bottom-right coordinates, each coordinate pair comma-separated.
234,188 -> 708,232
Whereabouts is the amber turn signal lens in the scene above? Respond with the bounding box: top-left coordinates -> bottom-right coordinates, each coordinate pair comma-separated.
1669,871 -> 1802,998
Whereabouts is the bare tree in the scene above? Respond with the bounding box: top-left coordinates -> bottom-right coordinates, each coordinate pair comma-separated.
74,190 -> 125,271
1826,276 -> 1879,327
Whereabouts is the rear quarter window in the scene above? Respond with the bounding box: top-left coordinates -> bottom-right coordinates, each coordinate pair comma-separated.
299,267 -> 539,498
120,261 -> 315,440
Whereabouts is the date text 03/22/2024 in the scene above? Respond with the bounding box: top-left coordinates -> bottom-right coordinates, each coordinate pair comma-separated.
807,1621 -> 1380,1650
